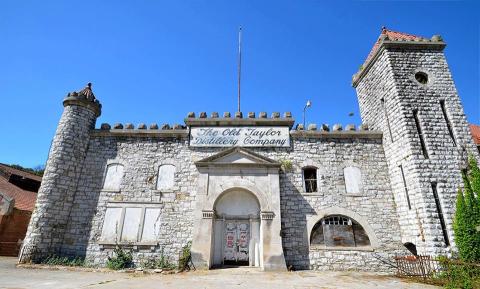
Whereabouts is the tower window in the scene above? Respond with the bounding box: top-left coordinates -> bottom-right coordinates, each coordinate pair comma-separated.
381,98 -> 394,142
303,167 -> 318,193
431,182 -> 450,247
440,100 -> 457,146
415,72 -> 429,85
413,110 -> 429,159
399,165 -> 411,210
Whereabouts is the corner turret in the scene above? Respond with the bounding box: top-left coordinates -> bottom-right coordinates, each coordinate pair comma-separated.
20,83 -> 101,262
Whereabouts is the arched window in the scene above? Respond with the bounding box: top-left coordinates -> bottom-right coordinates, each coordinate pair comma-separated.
156,164 -> 175,190
310,215 -> 370,247
103,164 -> 124,191
344,166 -> 362,194
303,167 -> 317,193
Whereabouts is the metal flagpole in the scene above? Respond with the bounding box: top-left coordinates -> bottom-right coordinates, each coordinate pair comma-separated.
237,26 -> 242,112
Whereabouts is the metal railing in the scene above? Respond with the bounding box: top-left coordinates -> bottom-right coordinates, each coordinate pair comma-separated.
394,255 -> 441,279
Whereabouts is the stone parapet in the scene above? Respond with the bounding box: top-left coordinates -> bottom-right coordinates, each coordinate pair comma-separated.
184,112 -> 295,128
91,129 -> 189,138
290,130 -> 382,139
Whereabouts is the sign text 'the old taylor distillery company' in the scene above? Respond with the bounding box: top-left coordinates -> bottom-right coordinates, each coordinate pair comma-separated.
190,127 -> 290,147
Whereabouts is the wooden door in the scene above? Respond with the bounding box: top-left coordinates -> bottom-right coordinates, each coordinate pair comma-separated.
224,220 -> 249,265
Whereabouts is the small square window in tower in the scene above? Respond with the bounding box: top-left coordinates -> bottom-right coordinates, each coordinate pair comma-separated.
303,167 -> 317,193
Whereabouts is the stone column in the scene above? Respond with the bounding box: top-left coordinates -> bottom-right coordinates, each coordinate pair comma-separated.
191,210 -> 214,269
19,83 -> 101,263
190,172 -> 214,269
261,170 -> 287,271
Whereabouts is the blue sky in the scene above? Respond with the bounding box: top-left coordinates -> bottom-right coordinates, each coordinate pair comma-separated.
1,0 -> 479,168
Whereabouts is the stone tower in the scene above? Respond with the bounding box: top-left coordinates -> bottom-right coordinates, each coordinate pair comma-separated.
19,83 -> 101,262
353,28 -> 479,256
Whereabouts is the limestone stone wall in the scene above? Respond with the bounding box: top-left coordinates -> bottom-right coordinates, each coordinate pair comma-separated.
70,136 -> 197,265
277,135 -> 406,271
58,130 -> 405,272
355,45 -> 479,256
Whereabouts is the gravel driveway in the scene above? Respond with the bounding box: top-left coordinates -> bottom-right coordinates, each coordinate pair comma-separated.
0,257 -> 438,289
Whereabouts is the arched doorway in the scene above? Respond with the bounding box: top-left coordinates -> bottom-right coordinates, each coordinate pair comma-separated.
212,189 -> 261,267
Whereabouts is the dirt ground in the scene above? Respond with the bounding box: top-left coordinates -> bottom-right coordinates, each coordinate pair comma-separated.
0,257 -> 438,289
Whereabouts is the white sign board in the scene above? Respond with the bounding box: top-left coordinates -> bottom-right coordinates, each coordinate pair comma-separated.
190,127 -> 290,147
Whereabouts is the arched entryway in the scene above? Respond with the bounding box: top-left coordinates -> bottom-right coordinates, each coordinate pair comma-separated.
190,147 -> 287,271
212,189 -> 261,267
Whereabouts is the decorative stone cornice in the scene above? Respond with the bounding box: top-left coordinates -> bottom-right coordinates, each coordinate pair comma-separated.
63,83 -> 102,117
352,37 -> 446,87
202,210 -> 215,219
195,147 -> 282,168
261,211 -> 275,220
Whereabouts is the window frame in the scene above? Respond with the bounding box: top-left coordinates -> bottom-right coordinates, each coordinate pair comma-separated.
439,100 -> 457,147
302,166 -> 318,193
155,164 -> 177,192
102,163 -> 125,192
99,202 -> 162,247
413,109 -> 429,159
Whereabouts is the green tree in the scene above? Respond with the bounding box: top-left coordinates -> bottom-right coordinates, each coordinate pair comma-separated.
454,156 -> 480,262
469,157 -> 480,206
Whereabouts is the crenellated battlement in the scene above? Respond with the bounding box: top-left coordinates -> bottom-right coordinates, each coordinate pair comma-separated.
92,118 -> 379,139
63,83 -> 102,117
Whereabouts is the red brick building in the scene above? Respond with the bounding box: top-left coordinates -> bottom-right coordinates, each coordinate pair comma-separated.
470,124 -> 480,153
0,164 -> 40,256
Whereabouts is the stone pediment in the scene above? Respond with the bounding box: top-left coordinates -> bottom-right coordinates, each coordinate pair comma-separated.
195,147 -> 281,168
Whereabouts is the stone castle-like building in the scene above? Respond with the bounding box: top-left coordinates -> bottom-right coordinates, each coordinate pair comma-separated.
19,28 -> 479,272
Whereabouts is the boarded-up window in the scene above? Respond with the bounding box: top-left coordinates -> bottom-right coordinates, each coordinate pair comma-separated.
344,166 -> 362,194
156,164 -> 175,190
103,164 -> 124,191
100,204 -> 161,243
352,222 -> 370,246
121,208 -> 142,242
310,215 -> 371,247
141,208 -> 161,241
303,167 -> 317,193
101,207 -> 122,242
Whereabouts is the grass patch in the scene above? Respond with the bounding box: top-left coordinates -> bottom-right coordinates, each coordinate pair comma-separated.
40,255 -> 85,267
106,247 -> 133,270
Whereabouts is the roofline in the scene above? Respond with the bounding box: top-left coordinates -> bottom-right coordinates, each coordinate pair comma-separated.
0,163 -> 43,182
195,162 -> 281,168
290,130 -> 383,139
91,129 -> 189,138
352,39 -> 446,88
90,128 -> 383,140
